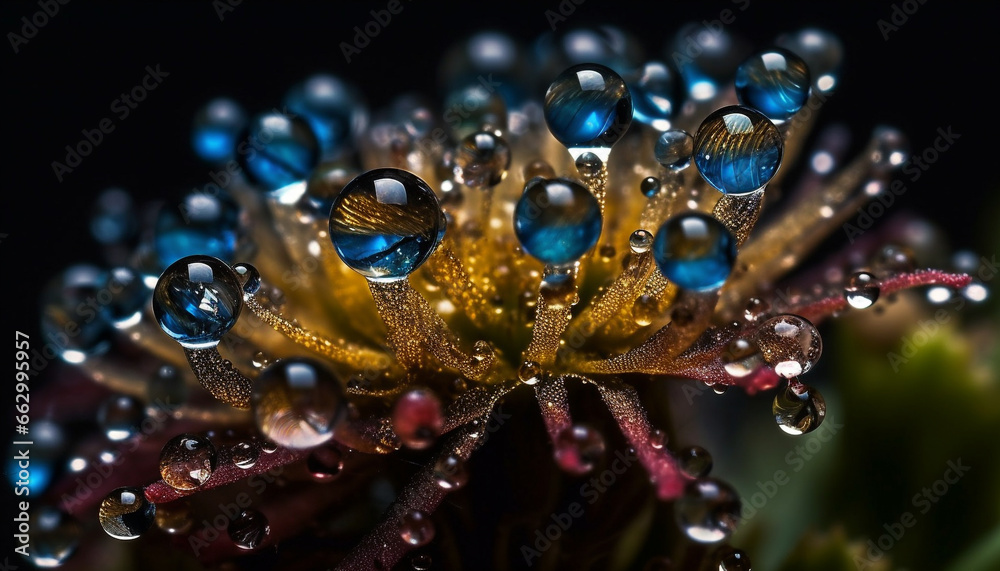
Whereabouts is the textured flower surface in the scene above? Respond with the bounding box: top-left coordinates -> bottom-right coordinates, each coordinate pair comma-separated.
5,3 -> 999,571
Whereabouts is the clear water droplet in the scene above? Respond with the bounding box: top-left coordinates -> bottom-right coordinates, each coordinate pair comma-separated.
152,255 -> 244,349
433,454 -> 469,491
399,509 -> 435,547
649,429 -> 667,450
232,262 -> 261,295
674,478 -> 741,543
518,360 -> 543,385
630,229 -> 654,254
98,395 -> 146,442
640,176 -> 662,198
159,433 -> 217,491
627,61 -> 680,131
27,506 -> 83,567
716,546 -> 752,570
777,28 -> 843,93
754,314 -> 822,378
554,424 -> 606,475
632,294 -> 658,327
228,509 -> 270,550
845,271 -> 880,309
99,487 -> 156,540
654,129 -> 694,171
773,381 -> 826,435
453,131 -> 511,188
232,441 -> 259,469
735,48 -> 811,123
575,151 -> 604,177
678,445 -> 713,478
252,358 -> 347,449
238,111 -> 319,191
722,337 -> 763,378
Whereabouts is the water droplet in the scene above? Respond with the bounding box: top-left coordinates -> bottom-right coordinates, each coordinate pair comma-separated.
284,73 -> 366,156
575,151 -> 604,177
154,191 -> 241,270
307,447 -> 344,481
518,360 -> 543,385
98,395 -> 146,441
754,315 -> 822,378
654,129 -> 694,171
845,271 -> 880,309
743,297 -> 769,322
152,255 -> 244,349
777,28 -> 843,93
712,384 -> 730,395
329,168 -> 445,281
252,358 -> 347,449
524,159 -> 556,180
640,176 -> 662,198
90,187 -> 136,245
670,23 -> 750,101
735,48 -> 811,123
228,509 -> 270,550
399,509 -> 435,547
99,487 -> 156,540
411,553 -> 433,570
722,337 -> 764,378
41,265 -> 115,362
232,441 -> 259,469
27,506 -> 82,567
632,294 -> 659,327
192,97 -> 246,163
627,61 -> 680,131
674,478 -> 741,543
392,389 -> 444,450
544,63 -> 632,156
259,439 -> 279,454
869,126 -> 909,172
155,499 -> 194,534
443,83 -> 508,140
433,454 -> 469,491
514,177 -> 602,266
453,131 -> 511,188
716,546 -> 752,570
694,106 -> 782,195
653,212 -> 737,291
539,271 -> 580,310
106,267 -> 148,327
232,262 -> 261,295
159,433 -> 217,491
554,424 -> 606,475
148,364 -> 188,411
773,382 -> 826,435
872,243 -> 916,273
630,229 -> 654,254
678,445 -> 713,478
238,111 -> 320,191
649,429 -> 667,450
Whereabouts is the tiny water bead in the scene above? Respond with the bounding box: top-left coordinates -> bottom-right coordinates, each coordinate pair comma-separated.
229,509 -> 270,550
411,553 -> 433,570
399,509 -> 435,547
392,389 -> 444,450
99,487 -> 156,540
721,337 -> 764,378
329,168 -> 446,281
514,177 -> 603,266
97,394 -> 146,441
307,447 -> 345,481
191,97 -> 247,163
554,424 -> 606,475
159,433 -> 218,491
715,547 -> 752,571
575,151 -> 604,178
627,61 -> 680,131
674,478 -> 742,543
754,314 -> 822,378
452,130 -> 511,188
869,126 -> 909,172
238,112 -> 320,191
653,212 -> 737,291
773,382 -> 826,435
845,271 -> 880,309
154,192 -> 241,269
232,441 -> 259,469
543,63 -> 633,153
735,48 -> 811,123
678,445 -> 713,478
517,360 -> 543,385
630,229 -> 654,254
232,262 -> 262,295
433,454 -> 469,491
654,129 -> 694,171
285,73 -> 366,156
252,358 -> 347,449
27,507 -> 82,568
152,255 -> 244,349
693,106 -> 782,195
640,176 -> 661,198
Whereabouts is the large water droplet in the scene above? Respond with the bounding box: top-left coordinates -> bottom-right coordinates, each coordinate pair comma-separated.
453,130 -> 511,188
159,433 -> 217,491
238,111 -> 320,191
514,177 -> 603,266
754,314 -> 822,378
152,255 -> 243,349
229,509 -> 270,550
252,358 -> 347,449
678,445 -> 713,478
99,487 -> 155,540
630,229 -> 654,254
845,271 -> 880,309
554,424 -> 606,475
518,360 -> 543,385
653,212 -> 737,291
544,63 -> 632,156
27,507 -> 83,568
399,509 -> 435,547
735,48 -> 811,123
284,73 -> 366,156
722,337 -> 763,378
773,382 -> 826,435
232,441 -> 259,469
674,478 -> 741,543
154,192 -> 241,269
627,61 -> 680,131
694,106 -> 782,195
329,168 -> 446,281
392,389 -> 444,450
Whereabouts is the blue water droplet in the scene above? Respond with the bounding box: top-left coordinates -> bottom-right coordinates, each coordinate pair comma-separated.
329,168 -> 445,281
152,255 -> 244,349
90,187 -> 136,245
544,63 -> 632,151
668,24 -> 751,101
154,192 -> 240,269
514,177 -> 602,266
627,61 -> 680,131
192,98 -> 246,164
735,48 -> 811,122
654,129 -> 694,171
694,106 -> 782,195
41,265 -> 115,362
653,212 -> 736,291
284,74 -> 366,157
776,28 -> 843,94
106,267 -> 149,327
239,112 -> 320,191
